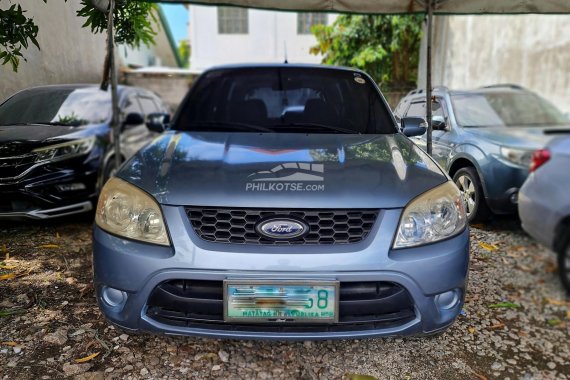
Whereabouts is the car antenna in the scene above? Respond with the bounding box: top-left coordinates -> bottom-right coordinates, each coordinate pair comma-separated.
283,41 -> 288,64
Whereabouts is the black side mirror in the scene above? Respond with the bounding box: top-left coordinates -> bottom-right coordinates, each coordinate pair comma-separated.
401,117 -> 427,137
432,115 -> 447,131
146,112 -> 170,133
124,112 -> 144,126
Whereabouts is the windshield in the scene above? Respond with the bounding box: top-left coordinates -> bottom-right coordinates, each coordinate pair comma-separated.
450,92 -> 568,127
174,67 -> 396,134
0,87 -> 111,126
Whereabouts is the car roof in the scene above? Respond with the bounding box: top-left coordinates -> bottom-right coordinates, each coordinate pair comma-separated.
203,63 -> 370,77
403,85 -> 530,103
19,83 -> 131,93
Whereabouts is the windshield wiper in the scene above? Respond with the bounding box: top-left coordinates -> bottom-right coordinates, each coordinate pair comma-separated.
5,121 -> 81,127
186,121 -> 275,133
273,122 -> 358,134
28,121 -> 81,127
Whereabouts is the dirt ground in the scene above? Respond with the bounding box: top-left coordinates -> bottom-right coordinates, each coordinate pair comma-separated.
0,215 -> 569,380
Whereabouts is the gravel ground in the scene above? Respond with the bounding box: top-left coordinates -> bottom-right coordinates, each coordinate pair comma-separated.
0,216 -> 569,380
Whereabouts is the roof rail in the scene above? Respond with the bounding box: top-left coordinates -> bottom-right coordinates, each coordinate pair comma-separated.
406,88 -> 423,96
405,86 -> 449,97
482,84 -> 525,90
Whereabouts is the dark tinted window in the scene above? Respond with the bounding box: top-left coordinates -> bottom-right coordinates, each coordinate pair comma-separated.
138,96 -> 160,115
122,96 -> 142,115
175,67 -> 395,134
404,100 -> 444,118
406,102 -> 425,117
0,87 -> 111,126
451,92 -> 568,127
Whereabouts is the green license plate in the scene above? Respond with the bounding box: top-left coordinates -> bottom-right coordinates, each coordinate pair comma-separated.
224,280 -> 339,323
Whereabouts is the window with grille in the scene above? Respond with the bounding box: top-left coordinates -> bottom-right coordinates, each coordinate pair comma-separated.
218,7 -> 248,34
297,13 -> 328,34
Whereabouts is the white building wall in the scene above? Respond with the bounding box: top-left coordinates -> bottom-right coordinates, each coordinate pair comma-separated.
189,6 -> 333,72
418,15 -> 570,113
0,0 -> 106,102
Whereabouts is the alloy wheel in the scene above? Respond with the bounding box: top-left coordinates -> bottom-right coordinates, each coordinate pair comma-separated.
455,174 -> 476,217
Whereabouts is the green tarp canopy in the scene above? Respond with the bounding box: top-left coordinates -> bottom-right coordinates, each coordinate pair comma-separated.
105,0 -> 570,162
160,0 -> 570,14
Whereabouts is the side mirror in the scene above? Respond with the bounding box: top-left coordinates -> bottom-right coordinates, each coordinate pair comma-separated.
124,112 -> 144,126
432,115 -> 447,130
146,112 -> 170,133
401,117 -> 427,137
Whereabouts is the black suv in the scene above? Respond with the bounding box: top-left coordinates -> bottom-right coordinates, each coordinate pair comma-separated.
0,84 -> 169,220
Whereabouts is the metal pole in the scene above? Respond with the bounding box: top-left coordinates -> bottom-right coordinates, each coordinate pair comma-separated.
426,0 -> 433,155
106,0 -> 121,172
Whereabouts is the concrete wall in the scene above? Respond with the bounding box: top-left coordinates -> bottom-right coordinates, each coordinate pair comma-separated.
123,72 -> 195,113
189,6 -> 334,72
418,15 -> 570,113
0,1 -> 107,102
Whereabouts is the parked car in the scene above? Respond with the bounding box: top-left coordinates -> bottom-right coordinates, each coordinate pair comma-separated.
93,64 -> 469,340
394,84 -> 570,223
0,84 -> 168,220
519,134 -> 570,292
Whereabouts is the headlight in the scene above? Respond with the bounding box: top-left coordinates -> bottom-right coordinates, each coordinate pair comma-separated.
500,147 -> 533,168
95,177 -> 170,246
393,181 -> 466,249
33,136 -> 95,163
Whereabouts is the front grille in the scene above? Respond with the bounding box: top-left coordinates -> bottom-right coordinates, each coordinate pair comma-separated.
146,280 -> 416,333
0,154 -> 36,179
185,208 -> 379,245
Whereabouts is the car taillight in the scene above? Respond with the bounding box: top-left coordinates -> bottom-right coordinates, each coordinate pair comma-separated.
530,149 -> 550,172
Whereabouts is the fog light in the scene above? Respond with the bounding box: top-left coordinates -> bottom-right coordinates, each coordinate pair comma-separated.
101,286 -> 127,308
510,192 -> 519,204
435,289 -> 460,310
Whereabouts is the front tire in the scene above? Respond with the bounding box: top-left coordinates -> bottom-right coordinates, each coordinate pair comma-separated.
453,167 -> 491,224
102,157 -> 121,185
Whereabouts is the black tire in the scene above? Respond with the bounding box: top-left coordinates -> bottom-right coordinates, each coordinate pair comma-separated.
558,237 -> 570,294
102,157 -> 121,185
452,167 -> 491,224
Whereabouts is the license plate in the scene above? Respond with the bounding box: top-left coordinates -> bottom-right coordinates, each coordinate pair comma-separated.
224,280 -> 339,323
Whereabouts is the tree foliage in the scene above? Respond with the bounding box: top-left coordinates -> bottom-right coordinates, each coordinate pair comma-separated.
77,0 -> 157,48
0,0 -> 157,72
311,15 -> 423,90
0,1 -> 45,72
178,39 -> 191,68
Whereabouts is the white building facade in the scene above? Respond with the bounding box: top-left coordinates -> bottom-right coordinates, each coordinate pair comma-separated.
418,15 -> 570,113
189,6 -> 334,72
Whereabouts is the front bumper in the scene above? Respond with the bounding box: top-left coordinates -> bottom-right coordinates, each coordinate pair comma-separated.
482,159 -> 529,214
93,206 -> 470,340
0,200 -> 93,220
0,163 -> 98,220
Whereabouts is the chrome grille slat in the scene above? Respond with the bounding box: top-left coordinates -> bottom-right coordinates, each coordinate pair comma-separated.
185,207 -> 379,245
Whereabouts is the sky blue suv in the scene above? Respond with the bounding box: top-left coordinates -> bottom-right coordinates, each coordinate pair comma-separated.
92,64 -> 469,340
394,85 -> 570,223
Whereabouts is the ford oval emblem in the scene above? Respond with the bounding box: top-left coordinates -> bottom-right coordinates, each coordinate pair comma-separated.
256,218 -> 308,240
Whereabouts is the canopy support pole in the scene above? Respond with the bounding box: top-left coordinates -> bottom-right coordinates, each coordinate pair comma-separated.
425,0 -> 433,155
106,0 -> 121,172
